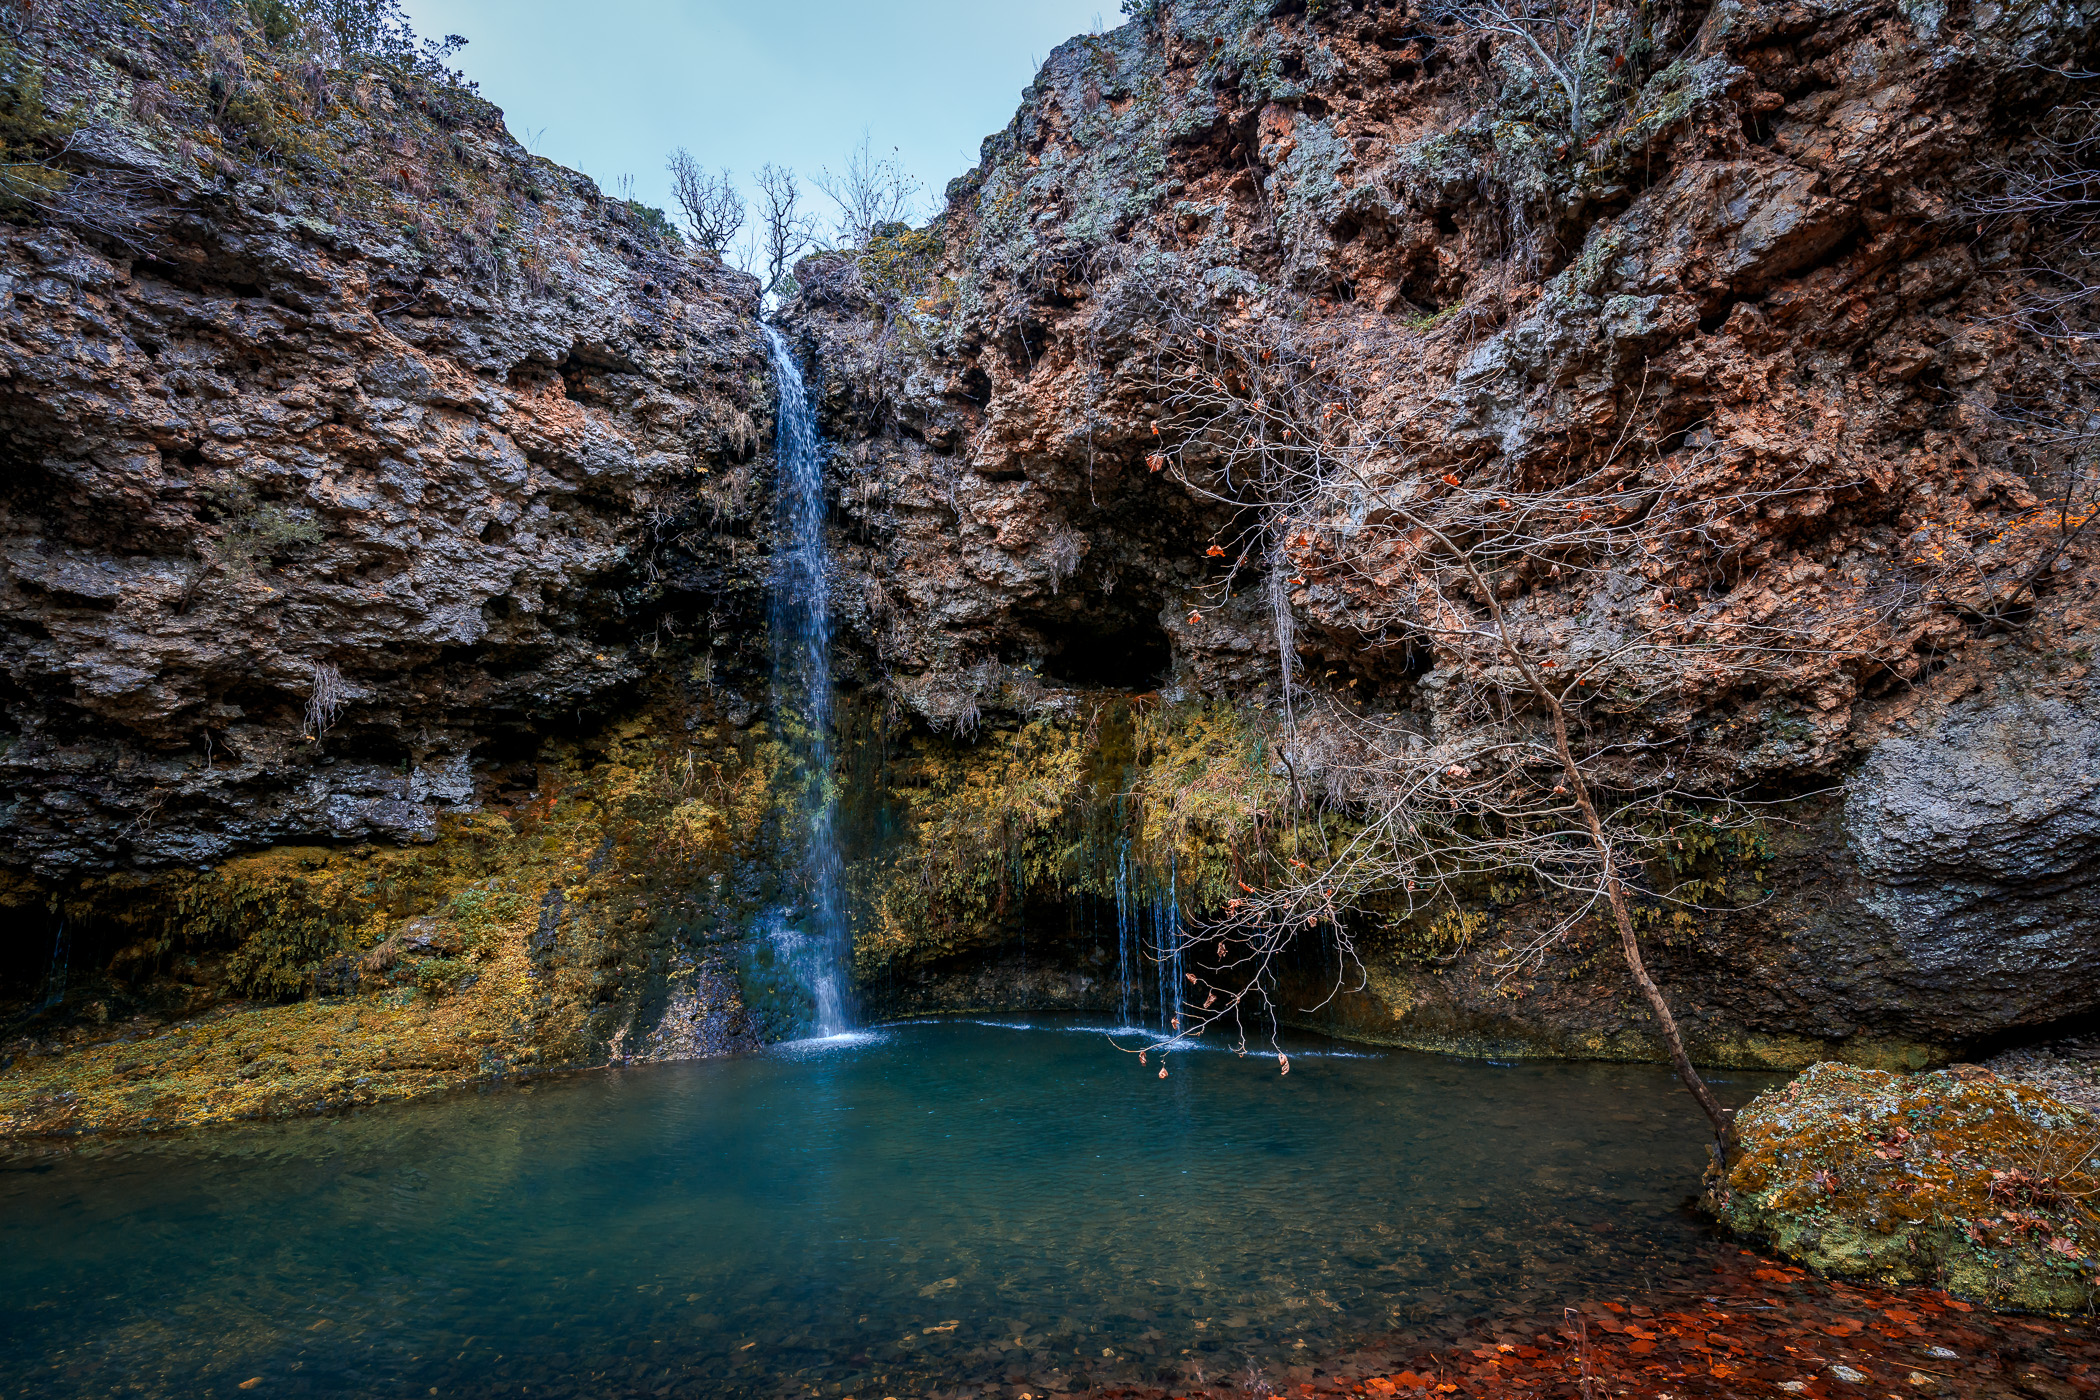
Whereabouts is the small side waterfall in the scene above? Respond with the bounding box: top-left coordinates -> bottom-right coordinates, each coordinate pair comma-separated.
1110,843 -> 1184,1036
762,326 -> 851,1036
1155,855 -> 1184,1034
37,919 -> 68,1013
1115,842 -> 1137,1027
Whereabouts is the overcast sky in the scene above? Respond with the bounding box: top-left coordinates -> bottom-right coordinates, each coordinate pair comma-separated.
398,0 -> 1117,248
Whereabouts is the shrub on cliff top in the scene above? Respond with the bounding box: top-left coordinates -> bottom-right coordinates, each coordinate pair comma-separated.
259,0 -> 474,86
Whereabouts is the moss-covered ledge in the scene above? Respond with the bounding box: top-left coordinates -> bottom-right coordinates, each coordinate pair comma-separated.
0,697 -> 779,1145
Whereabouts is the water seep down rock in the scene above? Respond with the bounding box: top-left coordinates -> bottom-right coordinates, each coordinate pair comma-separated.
1843,677 -> 2100,1035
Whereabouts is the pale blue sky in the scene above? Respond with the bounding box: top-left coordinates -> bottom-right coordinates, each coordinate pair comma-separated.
398,0 -> 1117,248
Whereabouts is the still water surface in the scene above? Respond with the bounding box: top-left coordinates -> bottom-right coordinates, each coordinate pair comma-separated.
1,1020 -> 1771,1398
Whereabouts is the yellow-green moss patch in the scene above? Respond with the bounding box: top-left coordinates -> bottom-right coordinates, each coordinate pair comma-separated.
1715,1062 -> 2100,1313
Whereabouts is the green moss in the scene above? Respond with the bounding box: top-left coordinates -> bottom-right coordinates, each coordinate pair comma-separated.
413,956 -> 472,995
2,687 -> 802,1140
198,480 -> 325,579
0,31 -> 75,217
847,700 -> 1331,983
858,225 -> 943,311
1717,1063 -> 2100,1313
173,854 -> 381,999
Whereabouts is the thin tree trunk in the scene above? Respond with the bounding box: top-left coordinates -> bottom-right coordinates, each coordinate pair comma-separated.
1547,701 -> 1738,1150
1382,501 -> 1738,1157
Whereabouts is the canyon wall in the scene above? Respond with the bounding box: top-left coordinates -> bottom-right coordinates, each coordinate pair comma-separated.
786,0 -> 2100,1064
5,0 -> 2100,1140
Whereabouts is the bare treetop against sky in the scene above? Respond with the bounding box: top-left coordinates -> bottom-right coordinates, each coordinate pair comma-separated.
398,0 -> 1116,241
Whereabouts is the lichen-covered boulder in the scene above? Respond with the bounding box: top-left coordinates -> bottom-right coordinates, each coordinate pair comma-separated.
1714,1062 -> 2100,1313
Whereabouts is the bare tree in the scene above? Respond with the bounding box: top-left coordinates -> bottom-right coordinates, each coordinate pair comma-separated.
664,147 -> 745,253
749,162 -> 818,298
1961,86 -> 2100,621
813,131 -> 922,248
1427,0 -> 1612,139
1117,298 -> 1969,1160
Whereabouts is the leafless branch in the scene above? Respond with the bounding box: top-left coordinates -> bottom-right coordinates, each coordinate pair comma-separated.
813,131 -> 922,249
664,147 -> 745,253
749,162 -> 818,298
1097,286 -> 1995,1156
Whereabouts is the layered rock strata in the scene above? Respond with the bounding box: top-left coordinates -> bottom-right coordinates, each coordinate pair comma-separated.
0,0 -> 769,878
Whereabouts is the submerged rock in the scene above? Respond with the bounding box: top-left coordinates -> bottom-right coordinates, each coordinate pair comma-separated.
1715,1062 -> 2100,1313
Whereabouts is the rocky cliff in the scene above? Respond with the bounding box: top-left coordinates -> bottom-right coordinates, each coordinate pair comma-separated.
5,0 -> 2100,1143
0,0 -> 768,878
0,0 -> 789,1127
784,0 -> 2100,1063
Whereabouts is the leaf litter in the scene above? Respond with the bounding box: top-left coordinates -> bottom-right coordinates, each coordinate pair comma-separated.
1077,1246 -> 2100,1400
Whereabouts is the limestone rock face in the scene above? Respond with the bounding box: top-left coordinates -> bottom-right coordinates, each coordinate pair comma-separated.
6,0 -> 2100,1074
789,0 -> 2100,1053
1844,677 -> 2100,1033
0,1 -> 770,878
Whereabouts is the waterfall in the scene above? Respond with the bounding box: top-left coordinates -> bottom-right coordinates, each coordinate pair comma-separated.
36,919 -> 68,1013
1115,841 -> 1137,1028
1159,855 -> 1184,1033
762,326 -> 851,1036
1111,842 -> 1184,1036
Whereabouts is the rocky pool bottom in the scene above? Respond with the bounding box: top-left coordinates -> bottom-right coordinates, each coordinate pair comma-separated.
1111,1250 -> 2100,1400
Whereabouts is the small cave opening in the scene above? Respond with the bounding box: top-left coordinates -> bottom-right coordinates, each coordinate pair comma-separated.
0,899 -> 65,1005
1037,614 -> 1173,691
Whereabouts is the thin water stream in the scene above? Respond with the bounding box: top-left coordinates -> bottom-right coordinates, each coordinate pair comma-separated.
760,326 -> 849,1035
0,1020 -> 1775,1399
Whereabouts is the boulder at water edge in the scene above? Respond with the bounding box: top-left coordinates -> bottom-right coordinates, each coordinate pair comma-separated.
1714,1063 -> 2100,1313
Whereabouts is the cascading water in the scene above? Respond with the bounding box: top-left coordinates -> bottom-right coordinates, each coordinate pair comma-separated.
36,919 -> 68,1013
1114,841 -> 1137,1027
1110,842 -> 1184,1037
1156,854 -> 1184,1034
762,326 -> 851,1036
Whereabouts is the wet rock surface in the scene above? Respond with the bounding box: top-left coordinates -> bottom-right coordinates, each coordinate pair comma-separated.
1844,674 -> 2100,1036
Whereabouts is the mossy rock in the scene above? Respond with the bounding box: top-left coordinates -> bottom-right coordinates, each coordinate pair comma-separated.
1714,1061 -> 2100,1313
